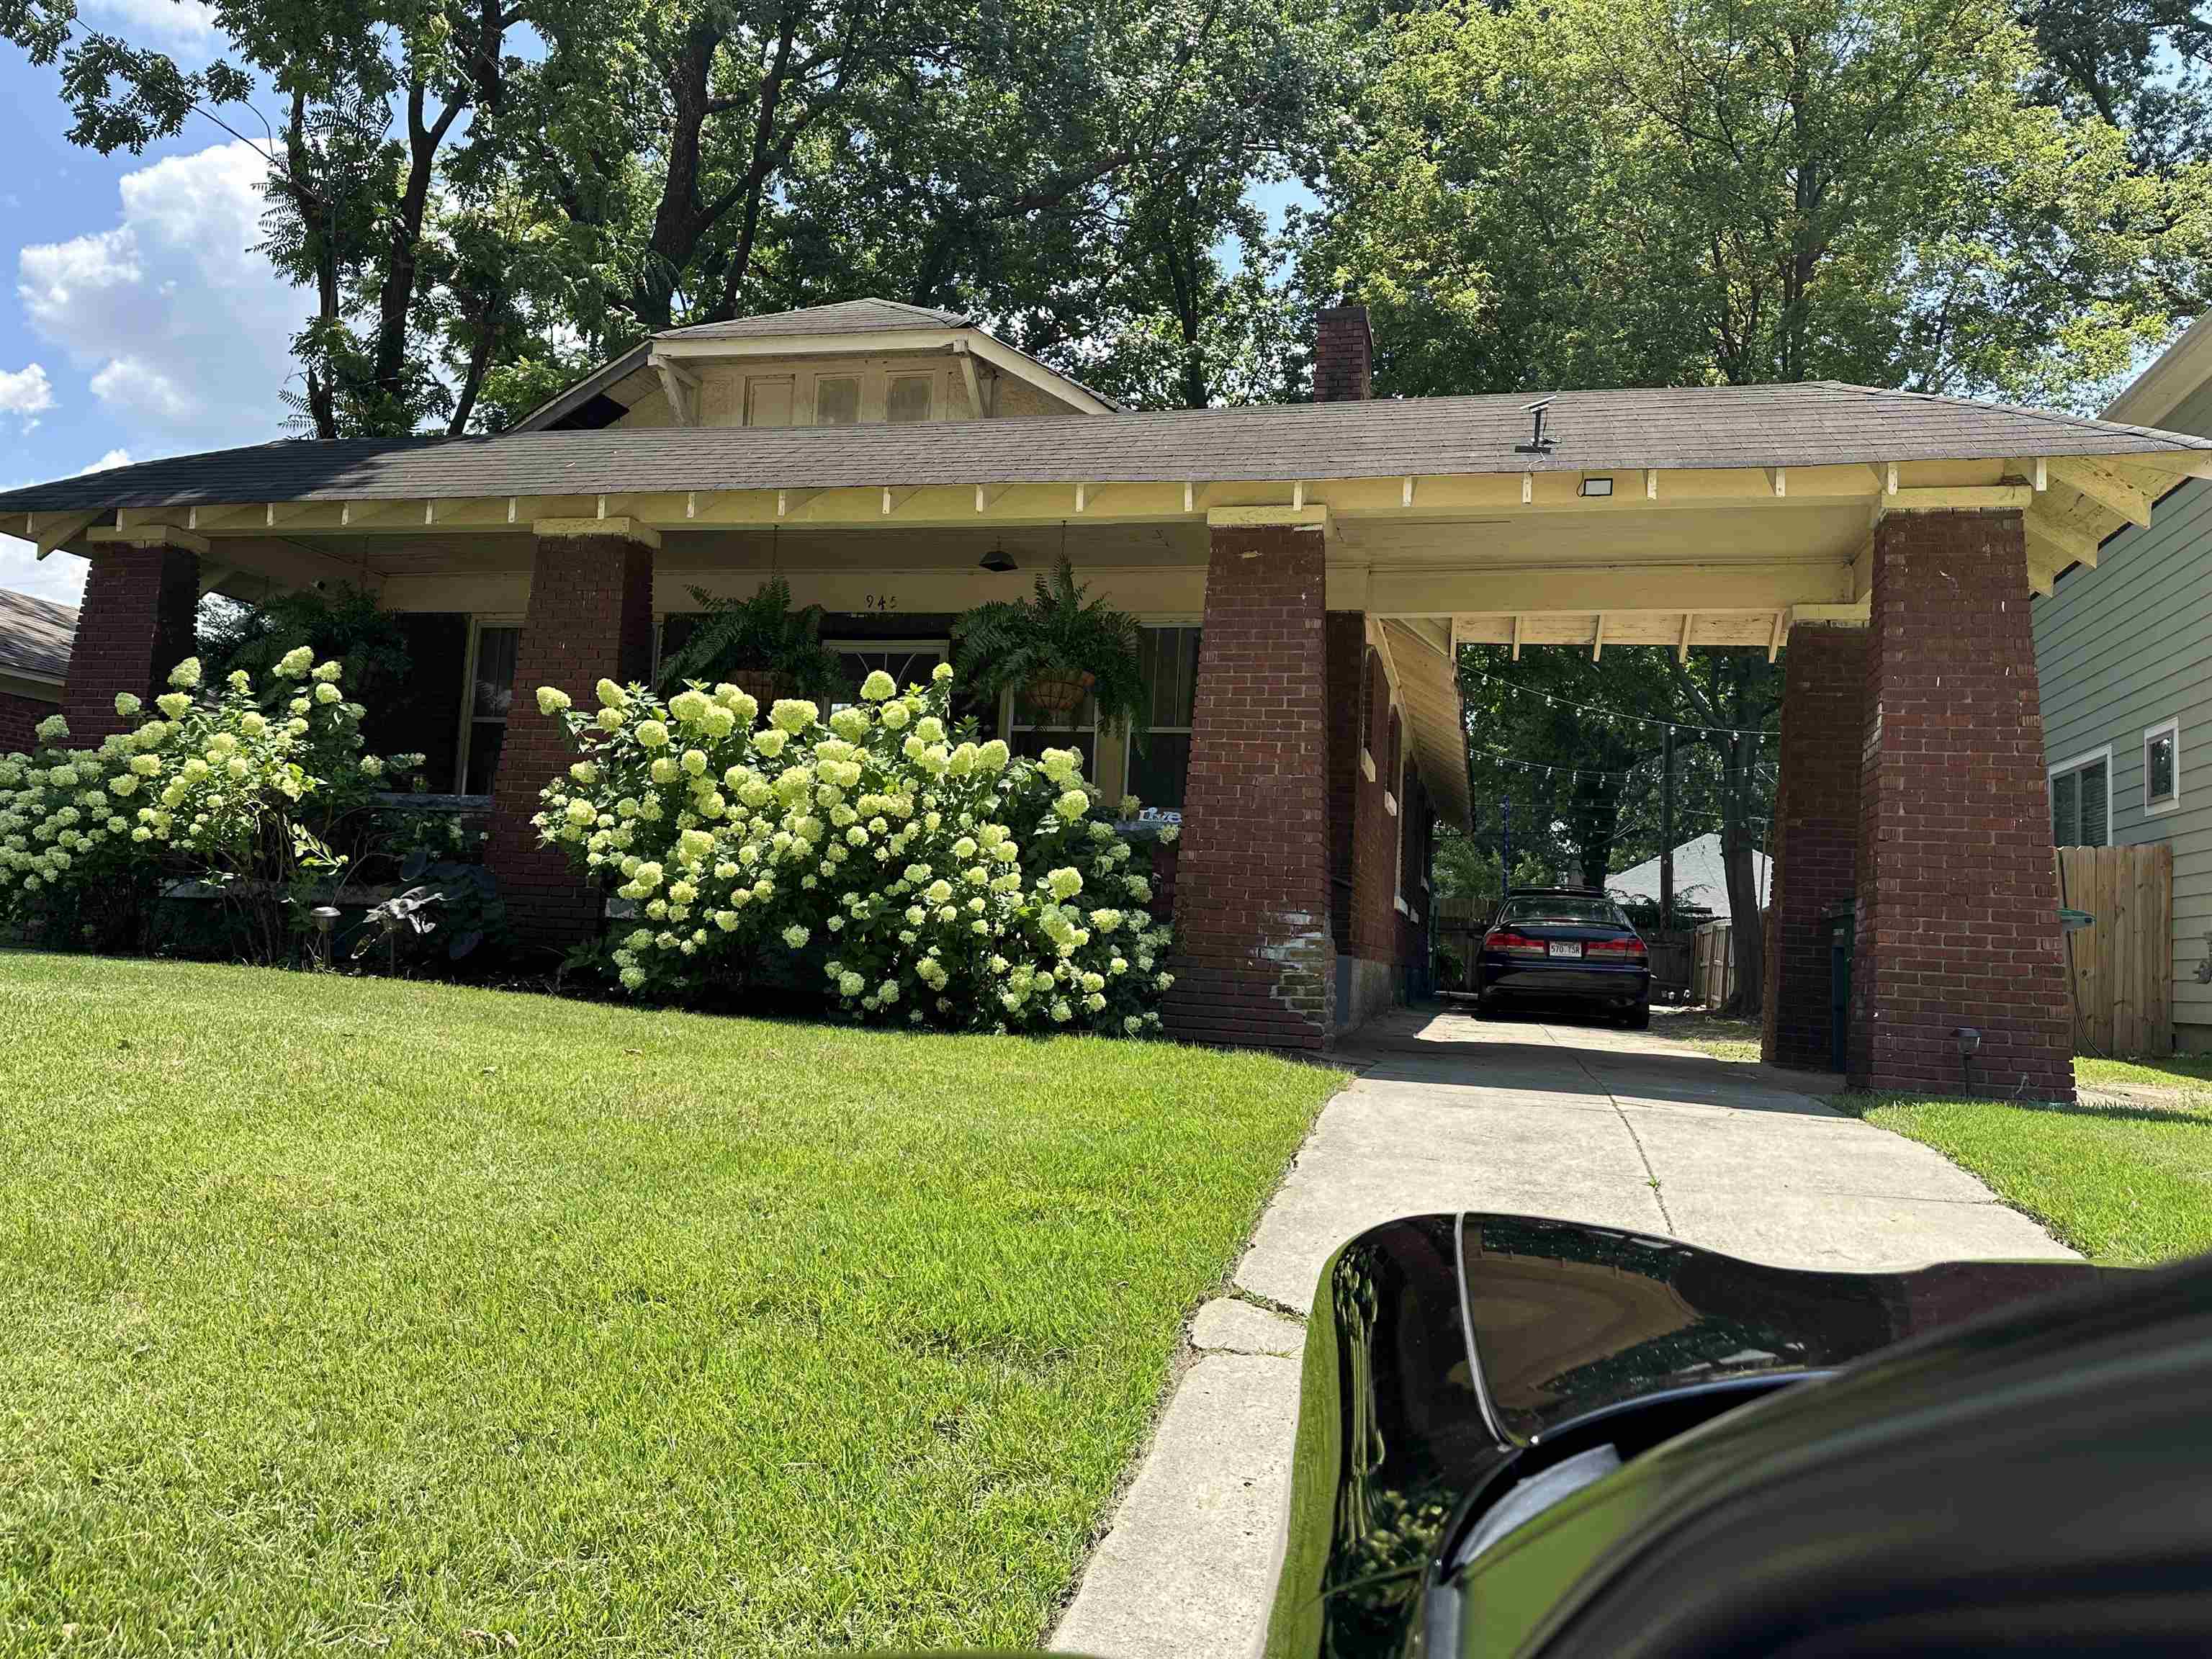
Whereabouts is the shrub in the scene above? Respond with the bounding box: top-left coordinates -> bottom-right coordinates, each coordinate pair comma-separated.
0,651 -> 421,961
531,663 -> 1178,1035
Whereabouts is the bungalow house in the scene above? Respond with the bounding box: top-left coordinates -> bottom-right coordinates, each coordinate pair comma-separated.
4,297 -> 2210,1097
0,587 -> 75,754
2033,319 -> 2212,1053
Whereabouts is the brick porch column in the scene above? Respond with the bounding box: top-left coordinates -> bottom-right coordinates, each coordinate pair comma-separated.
1761,623 -> 1867,1070
486,521 -> 657,953
1166,513 -> 1335,1048
1847,509 -> 2073,1102
62,533 -> 202,742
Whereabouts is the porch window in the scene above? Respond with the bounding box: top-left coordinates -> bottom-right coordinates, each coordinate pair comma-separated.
2144,719 -> 2180,816
1010,685 -> 1095,778
886,374 -> 935,423
1125,624 -> 1200,812
826,639 -> 947,708
457,621 -> 520,795
2049,747 -> 2110,848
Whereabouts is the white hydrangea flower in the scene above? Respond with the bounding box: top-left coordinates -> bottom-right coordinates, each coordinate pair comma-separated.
537,686 -> 572,716
168,657 -> 202,689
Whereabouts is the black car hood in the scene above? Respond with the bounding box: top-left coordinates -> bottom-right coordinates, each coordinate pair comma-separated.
1260,1213 -> 2114,1659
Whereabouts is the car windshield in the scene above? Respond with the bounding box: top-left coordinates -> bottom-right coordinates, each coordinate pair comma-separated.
1503,896 -> 1623,927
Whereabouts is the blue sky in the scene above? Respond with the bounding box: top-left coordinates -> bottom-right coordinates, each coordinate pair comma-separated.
0,2 -> 307,609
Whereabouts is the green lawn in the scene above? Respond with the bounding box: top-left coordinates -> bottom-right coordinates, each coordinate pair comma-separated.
2075,1051 -> 2212,1099
1843,1092 -> 2212,1265
0,956 -> 1341,1653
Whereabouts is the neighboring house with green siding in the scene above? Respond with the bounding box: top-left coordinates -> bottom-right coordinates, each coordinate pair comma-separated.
2035,317 -> 2212,1051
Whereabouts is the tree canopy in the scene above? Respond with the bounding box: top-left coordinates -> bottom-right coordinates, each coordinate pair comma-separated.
1303,0 -> 2211,409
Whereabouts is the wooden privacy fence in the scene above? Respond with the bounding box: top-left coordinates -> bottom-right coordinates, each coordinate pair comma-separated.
1691,919 -> 1740,1008
2056,844 -> 2174,1058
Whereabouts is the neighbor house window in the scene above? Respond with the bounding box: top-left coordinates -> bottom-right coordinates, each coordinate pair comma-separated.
886,374 -> 935,423
827,640 -> 945,709
744,375 -> 794,427
1125,625 -> 1200,813
2049,746 -> 2110,848
814,374 -> 860,426
2144,719 -> 2180,816
457,621 -> 520,795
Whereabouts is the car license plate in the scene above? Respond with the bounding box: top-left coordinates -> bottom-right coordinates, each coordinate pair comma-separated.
1548,941 -> 1583,959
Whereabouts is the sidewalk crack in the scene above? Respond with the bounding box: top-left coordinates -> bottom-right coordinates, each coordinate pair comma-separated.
1560,1040 -> 1676,1233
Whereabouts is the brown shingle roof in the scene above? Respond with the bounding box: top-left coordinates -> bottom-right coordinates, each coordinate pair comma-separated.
0,588 -> 77,682
3,382 -> 2206,515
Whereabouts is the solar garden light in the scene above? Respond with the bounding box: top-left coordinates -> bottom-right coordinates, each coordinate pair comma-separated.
310,905 -> 341,968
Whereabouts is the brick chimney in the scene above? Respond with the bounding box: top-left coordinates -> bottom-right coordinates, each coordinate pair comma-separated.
1314,302 -> 1372,402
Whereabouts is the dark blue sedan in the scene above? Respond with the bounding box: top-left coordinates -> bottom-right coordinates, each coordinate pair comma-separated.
1474,887 -> 1650,1028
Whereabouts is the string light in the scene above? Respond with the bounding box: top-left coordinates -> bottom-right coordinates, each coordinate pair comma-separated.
1463,668 -> 1780,740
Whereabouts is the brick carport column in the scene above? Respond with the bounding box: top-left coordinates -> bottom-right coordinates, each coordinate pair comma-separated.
1847,508 -> 2074,1102
1166,510 -> 1336,1048
61,531 -> 204,743
1761,621 -> 1868,1070
486,519 -> 657,953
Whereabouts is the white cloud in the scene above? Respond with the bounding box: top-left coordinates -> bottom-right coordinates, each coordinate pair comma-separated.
78,448 -> 133,474
0,362 -> 55,420
18,140 -> 302,446
80,0 -> 221,58
0,541 -> 88,609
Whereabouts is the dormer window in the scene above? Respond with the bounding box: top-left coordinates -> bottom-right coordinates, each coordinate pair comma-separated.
886,374 -> 935,423
814,375 -> 860,426
743,376 -> 793,427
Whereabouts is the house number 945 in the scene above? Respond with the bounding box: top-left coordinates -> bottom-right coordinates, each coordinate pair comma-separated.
865,593 -> 899,611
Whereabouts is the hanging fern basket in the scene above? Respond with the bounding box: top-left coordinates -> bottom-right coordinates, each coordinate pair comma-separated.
727,669 -> 780,705
1024,670 -> 1095,716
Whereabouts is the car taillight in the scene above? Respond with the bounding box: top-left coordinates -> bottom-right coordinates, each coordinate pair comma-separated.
1485,930 -> 1548,958
1588,937 -> 1648,958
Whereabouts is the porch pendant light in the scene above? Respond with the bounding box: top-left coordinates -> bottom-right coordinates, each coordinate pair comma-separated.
979,541 -> 1017,573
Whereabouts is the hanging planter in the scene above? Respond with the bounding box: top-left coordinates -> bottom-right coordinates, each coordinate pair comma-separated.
655,577 -> 847,703
953,559 -> 1144,739
1023,669 -> 1095,716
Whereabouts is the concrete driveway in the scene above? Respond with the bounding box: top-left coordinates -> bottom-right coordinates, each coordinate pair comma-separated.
1051,1004 -> 2071,1659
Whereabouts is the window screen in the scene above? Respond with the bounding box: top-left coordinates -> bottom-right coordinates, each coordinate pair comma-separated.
814,376 -> 860,426
744,377 -> 793,427
886,374 -> 934,423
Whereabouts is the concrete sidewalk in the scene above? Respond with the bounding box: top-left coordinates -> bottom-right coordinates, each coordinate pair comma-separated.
1051,1005 -> 2072,1659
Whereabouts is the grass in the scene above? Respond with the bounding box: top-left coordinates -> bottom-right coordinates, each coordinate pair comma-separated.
1839,1091 -> 2212,1266
2074,1051 -> 2212,1099
0,955 -> 1343,1654
1650,1008 -> 1762,1063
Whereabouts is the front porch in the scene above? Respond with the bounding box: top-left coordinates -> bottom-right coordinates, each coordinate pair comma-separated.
12,373 -> 2211,1096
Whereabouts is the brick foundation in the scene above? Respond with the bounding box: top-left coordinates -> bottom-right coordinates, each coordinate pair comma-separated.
486,532 -> 656,951
1166,522 -> 1335,1048
63,542 -> 199,742
1847,510 -> 2073,1102
1761,624 -> 1867,1070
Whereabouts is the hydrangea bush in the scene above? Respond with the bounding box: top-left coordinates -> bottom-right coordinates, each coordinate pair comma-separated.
532,663 -> 1179,1035
0,649 -> 419,958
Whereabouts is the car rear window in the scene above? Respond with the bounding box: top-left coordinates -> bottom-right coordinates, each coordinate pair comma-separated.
1503,896 -> 1624,927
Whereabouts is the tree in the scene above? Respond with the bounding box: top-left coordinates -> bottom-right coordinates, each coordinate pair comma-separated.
6,0 -> 529,437
1307,0 -> 2208,409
